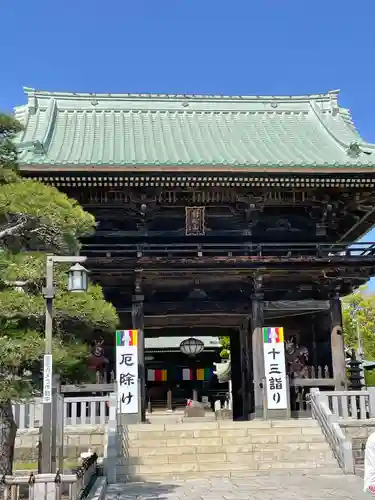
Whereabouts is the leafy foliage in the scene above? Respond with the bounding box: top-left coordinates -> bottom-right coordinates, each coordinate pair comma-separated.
219,336 -> 230,359
0,113 -> 22,174
342,286 -> 375,360
0,179 -> 95,253
0,332 -> 91,401
365,370 -> 375,387
0,113 -> 118,405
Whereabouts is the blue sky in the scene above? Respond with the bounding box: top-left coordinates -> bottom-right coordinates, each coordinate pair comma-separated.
2,0 -> 375,284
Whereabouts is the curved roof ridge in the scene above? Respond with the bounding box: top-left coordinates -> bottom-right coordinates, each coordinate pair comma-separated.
21,85 -> 341,103
339,107 -> 375,150
309,99 -> 375,154
309,100 -> 348,150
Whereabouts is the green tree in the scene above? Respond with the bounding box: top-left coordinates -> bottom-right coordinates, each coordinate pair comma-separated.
342,286 -> 375,360
0,113 -> 118,475
219,336 -> 230,359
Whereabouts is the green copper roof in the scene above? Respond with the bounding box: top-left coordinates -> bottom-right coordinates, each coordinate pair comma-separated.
14,87 -> 375,170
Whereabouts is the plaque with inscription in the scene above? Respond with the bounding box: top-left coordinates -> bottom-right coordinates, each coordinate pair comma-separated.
185,206 -> 205,236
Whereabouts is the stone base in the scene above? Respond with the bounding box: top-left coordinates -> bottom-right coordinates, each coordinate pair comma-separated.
254,406 -> 264,418
215,409 -> 233,420
15,425 -> 105,462
184,406 -> 205,418
265,409 -> 290,420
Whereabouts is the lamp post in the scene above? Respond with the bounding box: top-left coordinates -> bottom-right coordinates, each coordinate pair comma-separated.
41,255 -> 88,473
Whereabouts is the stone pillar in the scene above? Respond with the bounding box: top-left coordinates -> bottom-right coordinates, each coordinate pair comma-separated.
330,293 -> 346,389
239,318 -> 252,420
251,288 -> 265,417
132,276 -> 146,422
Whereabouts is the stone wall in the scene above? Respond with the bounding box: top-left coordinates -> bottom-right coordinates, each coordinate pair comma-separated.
15,425 -> 106,462
341,420 -> 375,465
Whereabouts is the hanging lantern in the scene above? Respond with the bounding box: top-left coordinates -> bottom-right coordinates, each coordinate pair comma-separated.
179,337 -> 205,357
68,263 -> 88,292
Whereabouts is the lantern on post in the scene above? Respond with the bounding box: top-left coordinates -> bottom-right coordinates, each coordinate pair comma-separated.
348,350 -> 365,390
68,263 -> 88,292
179,337 -> 205,357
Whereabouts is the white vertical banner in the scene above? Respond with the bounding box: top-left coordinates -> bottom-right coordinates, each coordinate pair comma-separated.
116,330 -> 139,414
42,354 -> 53,404
263,327 -> 288,410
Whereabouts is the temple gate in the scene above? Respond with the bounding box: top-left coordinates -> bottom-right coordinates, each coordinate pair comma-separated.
15,87 -> 375,420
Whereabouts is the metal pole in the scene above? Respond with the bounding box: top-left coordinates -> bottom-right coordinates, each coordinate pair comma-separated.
355,308 -> 366,388
41,256 -> 54,473
39,255 -> 87,474
356,318 -> 363,357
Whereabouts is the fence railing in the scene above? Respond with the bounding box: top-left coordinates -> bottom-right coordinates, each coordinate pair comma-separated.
326,391 -> 370,420
320,390 -> 374,420
12,396 -> 110,429
84,241 -> 375,258
309,388 -> 354,474
1,453 -> 98,500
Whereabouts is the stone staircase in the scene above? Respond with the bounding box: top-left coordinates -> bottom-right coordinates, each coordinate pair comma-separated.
115,419 -> 342,481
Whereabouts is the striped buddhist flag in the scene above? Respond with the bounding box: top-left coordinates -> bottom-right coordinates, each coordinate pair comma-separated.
263,327 -> 284,344
116,330 -> 138,346
196,368 -> 212,381
147,369 -> 167,382
182,368 -> 193,381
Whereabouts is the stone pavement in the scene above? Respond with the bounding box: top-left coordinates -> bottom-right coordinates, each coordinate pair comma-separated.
106,473 -> 369,499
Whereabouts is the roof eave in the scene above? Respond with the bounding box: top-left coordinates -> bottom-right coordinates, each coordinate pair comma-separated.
18,163 -> 375,174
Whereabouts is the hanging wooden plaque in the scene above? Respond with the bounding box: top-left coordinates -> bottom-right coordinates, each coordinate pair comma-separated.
185,206 -> 205,236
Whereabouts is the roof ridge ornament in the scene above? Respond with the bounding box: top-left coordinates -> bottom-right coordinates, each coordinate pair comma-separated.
347,142 -> 362,158
32,140 -> 46,155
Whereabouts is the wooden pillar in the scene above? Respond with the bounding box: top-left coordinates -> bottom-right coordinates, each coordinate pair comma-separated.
251,286 -> 265,417
230,332 -> 242,420
132,275 -> 146,422
239,318 -> 252,420
330,293 -> 346,389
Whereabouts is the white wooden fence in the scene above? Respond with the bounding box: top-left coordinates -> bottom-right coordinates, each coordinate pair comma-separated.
12,396 -> 110,429
315,388 -> 375,420
2,455 -> 98,500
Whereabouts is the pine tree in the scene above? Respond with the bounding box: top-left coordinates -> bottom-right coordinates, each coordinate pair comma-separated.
0,113 -> 118,475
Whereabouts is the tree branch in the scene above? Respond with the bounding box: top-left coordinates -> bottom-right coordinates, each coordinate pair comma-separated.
0,214 -> 32,240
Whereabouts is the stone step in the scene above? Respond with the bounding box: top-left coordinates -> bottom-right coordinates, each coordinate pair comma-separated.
113,419 -> 341,480
124,440 -> 331,457
115,466 -> 343,482
124,419 -> 320,432
120,423 -> 325,445
122,433 -> 326,450
118,448 -> 335,465
116,458 -> 341,477
122,422 -> 322,438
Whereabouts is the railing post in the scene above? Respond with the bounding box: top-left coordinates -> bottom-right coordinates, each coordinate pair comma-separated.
368,387 -> 375,417
262,377 -> 268,420
342,439 -> 355,474
228,379 -> 233,411
167,389 -> 172,412
33,474 -> 56,500
286,375 -> 291,419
